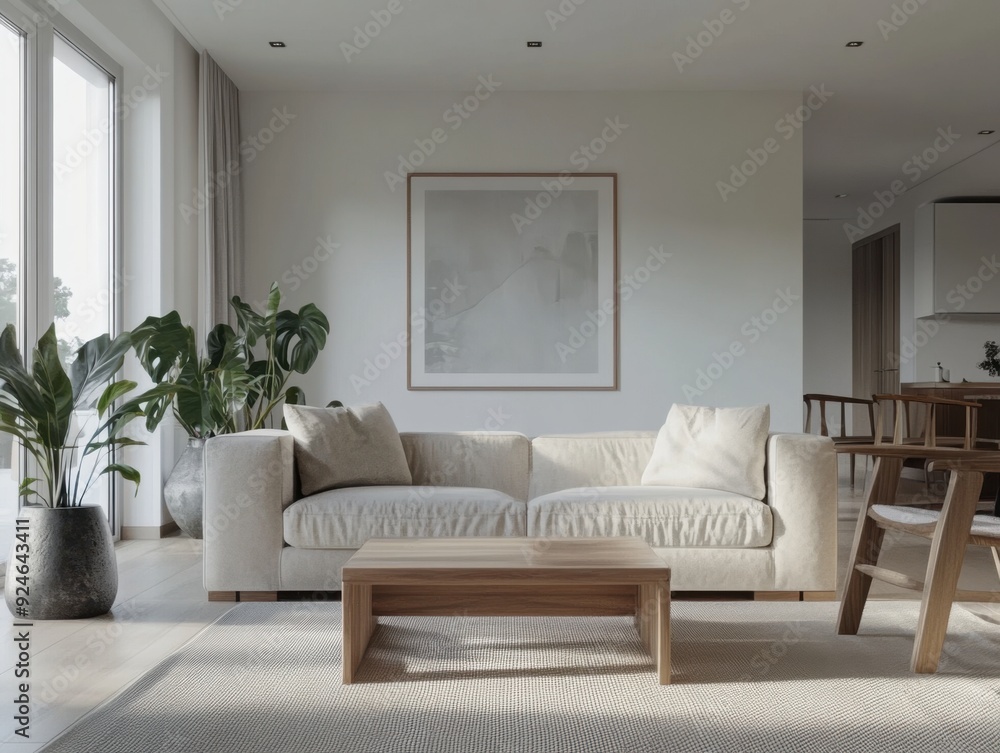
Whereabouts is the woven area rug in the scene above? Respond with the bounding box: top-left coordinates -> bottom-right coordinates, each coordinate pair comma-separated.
40,600 -> 1000,753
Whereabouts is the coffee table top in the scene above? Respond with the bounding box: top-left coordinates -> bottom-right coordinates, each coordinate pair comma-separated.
342,537 -> 670,585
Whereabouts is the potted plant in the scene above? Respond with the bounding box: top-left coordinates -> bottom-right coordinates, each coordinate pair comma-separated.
0,324 -> 151,620
131,283 -> 330,538
978,341 -> 1000,377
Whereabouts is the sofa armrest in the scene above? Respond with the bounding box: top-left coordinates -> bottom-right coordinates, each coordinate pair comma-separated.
765,433 -> 838,591
203,430 -> 296,592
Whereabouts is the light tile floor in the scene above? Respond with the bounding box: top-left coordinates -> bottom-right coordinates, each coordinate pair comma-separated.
0,457 -> 997,750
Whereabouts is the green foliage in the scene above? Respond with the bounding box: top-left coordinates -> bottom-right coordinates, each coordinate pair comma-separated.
132,283 -> 331,438
978,340 -> 1000,377
0,323 -> 154,507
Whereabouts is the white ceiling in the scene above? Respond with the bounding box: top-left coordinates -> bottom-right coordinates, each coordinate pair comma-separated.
157,0 -> 1000,219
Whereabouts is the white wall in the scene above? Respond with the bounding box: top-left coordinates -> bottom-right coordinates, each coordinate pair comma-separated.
241,91 -> 804,433
806,141 -> 1000,389
61,0 -> 200,531
803,220 -> 853,398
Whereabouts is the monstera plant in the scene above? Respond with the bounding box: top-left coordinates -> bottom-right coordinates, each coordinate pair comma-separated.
130,283 -> 331,538
0,324 -> 155,619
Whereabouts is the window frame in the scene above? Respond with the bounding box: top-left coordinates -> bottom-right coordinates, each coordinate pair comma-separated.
0,0 -> 124,535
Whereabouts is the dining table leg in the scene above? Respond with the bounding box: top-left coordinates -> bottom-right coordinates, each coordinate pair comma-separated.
837,455 -> 903,635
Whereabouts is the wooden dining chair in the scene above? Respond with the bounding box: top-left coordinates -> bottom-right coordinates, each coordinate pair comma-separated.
803,394 -> 877,488
873,393 -> 988,489
872,393 -> 981,450
837,451 -> 1000,672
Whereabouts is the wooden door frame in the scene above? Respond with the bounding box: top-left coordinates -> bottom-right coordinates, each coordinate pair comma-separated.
853,224 -> 901,429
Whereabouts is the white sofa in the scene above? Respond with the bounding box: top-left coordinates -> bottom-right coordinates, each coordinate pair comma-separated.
203,430 -> 837,597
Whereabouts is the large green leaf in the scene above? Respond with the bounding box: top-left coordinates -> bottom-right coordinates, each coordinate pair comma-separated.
274,304 -> 330,373
246,358 -> 284,406
0,324 -> 47,419
96,380 -> 137,417
69,331 -> 132,406
230,296 -> 267,348
85,435 -> 145,454
31,325 -> 74,448
131,312 -> 193,382
206,323 -> 237,370
174,364 -> 212,437
101,463 -> 141,490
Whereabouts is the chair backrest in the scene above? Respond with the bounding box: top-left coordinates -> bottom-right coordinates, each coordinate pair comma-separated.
872,394 -> 981,449
803,394 -> 876,440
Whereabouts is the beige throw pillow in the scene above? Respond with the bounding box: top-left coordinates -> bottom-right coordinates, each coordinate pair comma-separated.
640,404 -> 770,500
283,402 -> 412,496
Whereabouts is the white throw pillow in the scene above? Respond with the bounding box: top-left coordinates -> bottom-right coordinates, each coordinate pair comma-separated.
640,404 -> 770,500
283,402 -> 412,496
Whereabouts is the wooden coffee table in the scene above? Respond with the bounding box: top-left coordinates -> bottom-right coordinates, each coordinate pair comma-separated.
341,537 -> 671,684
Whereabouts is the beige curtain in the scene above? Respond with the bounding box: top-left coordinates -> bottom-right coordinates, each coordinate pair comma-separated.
198,51 -> 243,333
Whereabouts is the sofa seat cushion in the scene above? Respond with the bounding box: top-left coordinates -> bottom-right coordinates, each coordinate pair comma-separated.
528,487 -> 772,548
283,486 -> 526,548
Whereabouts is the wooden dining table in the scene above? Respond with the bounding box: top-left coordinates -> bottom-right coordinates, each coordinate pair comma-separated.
833,443 -> 1000,636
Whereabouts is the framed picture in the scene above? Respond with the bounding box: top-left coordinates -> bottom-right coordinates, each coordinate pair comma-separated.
407,172 -> 618,390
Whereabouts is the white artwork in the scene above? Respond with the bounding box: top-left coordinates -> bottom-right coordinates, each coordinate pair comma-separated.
408,174 -> 618,389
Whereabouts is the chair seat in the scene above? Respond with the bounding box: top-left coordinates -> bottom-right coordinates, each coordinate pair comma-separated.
870,504 -> 1000,545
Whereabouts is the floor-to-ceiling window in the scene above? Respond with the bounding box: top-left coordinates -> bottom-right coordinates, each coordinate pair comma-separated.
0,2 -> 121,563
0,11 -> 24,561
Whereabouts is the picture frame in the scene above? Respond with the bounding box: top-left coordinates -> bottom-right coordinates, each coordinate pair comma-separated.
407,172 -> 618,390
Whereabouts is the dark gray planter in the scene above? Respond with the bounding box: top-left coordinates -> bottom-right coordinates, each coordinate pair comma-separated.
163,438 -> 205,539
4,505 -> 118,620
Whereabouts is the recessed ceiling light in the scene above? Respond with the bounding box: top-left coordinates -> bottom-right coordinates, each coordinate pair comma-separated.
834,193 -> 849,198
526,41 -> 542,48
979,129 -> 996,135
846,41 -> 863,47
269,41 -> 286,48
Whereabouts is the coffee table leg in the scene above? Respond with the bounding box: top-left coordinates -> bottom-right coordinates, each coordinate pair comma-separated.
637,582 -> 671,685
657,581 -> 670,685
343,583 -> 376,684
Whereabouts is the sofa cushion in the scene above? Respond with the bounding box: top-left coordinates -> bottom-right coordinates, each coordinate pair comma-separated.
641,403 -> 770,500
283,402 -> 412,496
400,432 -> 531,502
529,432 -> 657,499
528,486 -> 772,548
283,486 -> 526,548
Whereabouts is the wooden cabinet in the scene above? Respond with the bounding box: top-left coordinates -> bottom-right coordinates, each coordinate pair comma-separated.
914,203 -> 1000,317
902,382 -> 1000,437
901,382 -> 1000,497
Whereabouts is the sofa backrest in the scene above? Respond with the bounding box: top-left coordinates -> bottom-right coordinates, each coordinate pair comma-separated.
529,432 -> 657,499
399,432 -> 531,502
